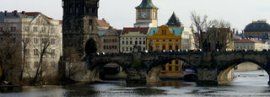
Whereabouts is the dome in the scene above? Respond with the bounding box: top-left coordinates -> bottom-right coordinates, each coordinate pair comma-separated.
244,20 -> 270,32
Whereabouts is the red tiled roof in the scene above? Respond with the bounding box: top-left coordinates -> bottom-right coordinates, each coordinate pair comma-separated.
97,18 -> 110,28
24,12 -> 52,20
24,12 -> 40,17
122,27 -> 149,34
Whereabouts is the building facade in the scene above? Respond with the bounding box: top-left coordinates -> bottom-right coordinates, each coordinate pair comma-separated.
234,39 -> 267,51
147,25 -> 183,78
134,0 -> 158,27
181,27 -> 196,50
99,27 -> 120,54
0,11 -> 62,81
120,27 -> 148,53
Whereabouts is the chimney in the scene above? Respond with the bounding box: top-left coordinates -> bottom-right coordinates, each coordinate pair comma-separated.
22,11 -> 25,14
4,10 -> 7,16
13,10 -> 17,16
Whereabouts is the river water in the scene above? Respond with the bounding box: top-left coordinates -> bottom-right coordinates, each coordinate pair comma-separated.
1,71 -> 269,97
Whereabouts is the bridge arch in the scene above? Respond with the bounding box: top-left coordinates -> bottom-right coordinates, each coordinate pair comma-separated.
217,59 -> 270,85
145,57 -> 197,83
89,60 -> 131,81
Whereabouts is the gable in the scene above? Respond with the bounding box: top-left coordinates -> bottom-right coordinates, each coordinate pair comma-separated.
30,15 -> 50,25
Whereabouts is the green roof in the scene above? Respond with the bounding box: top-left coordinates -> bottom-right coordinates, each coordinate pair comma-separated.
147,27 -> 184,36
136,0 -> 158,9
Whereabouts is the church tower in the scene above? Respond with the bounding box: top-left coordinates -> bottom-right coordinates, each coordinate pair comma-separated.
134,0 -> 158,27
62,0 -> 100,57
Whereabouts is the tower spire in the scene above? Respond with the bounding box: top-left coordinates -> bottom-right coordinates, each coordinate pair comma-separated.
167,12 -> 182,27
136,0 -> 158,9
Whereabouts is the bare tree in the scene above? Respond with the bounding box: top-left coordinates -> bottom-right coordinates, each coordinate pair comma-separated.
19,36 -> 31,82
64,47 -> 84,79
191,12 -> 209,33
190,12 -> 208,49
208,19 -> 231,28
31,27 -> 57,85
190,12 -> 232,51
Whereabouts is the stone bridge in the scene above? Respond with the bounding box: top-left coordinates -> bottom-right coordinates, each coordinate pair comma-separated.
88,50 -> 270,86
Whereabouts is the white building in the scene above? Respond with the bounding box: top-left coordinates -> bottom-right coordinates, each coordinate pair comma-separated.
234,39 -> 267,51
234,38 -> 270,71
120,27 -> 149,53
0,11 -> 62,79
181,27 -> 196,50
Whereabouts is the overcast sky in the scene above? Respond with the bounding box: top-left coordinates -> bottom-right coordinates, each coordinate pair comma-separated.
1,0 -> 270,31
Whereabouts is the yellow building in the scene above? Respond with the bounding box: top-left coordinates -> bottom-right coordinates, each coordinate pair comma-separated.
147,25 -> 183,78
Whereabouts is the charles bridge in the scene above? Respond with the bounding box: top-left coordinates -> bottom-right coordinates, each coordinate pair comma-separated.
88,50 -> 270,86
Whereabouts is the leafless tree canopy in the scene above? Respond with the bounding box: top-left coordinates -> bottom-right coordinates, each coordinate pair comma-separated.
190,12 -> 232,50
0,24 -> 22,85
191,12 -> 231,33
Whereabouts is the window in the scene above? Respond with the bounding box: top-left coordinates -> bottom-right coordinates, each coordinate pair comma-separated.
169,45 -> 173,50
51,49 -> 56,57
175,60 -> 179,64
10,27 -> 16,32
122,41 -> 124,44
34,38 -> 38,44
24,26 -> 29,32
42,38 -> 48,43
175,45 -> 179,50
41,27 -> 46,33
143,41 -> 146,45
168,66 -> 172,71
92,8 -> 96,14
162,45 -> 166,50
175,66 -> 179,71
34,49 -> 39,56
162,30 -> 166,35
24,38 -> 30,43
33,27 -> 37,32
88,20 -> 93,27
12,37 -> 16,43
51,39 -> 56,45
34,61 -> 39,68
0,27 -> 3,32
130,41 -> 132,45
126,47 -> 129,51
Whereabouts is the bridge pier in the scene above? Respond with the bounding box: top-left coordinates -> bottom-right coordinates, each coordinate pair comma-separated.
146,66 -> 162,84
126,69 -> 147,84
196,68 -> 218,86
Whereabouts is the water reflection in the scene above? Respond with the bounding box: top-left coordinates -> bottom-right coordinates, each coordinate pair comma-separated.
0,71 -> 270,97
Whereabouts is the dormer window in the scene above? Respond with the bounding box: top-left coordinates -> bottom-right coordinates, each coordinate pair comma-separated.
162,30 -> 166,35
